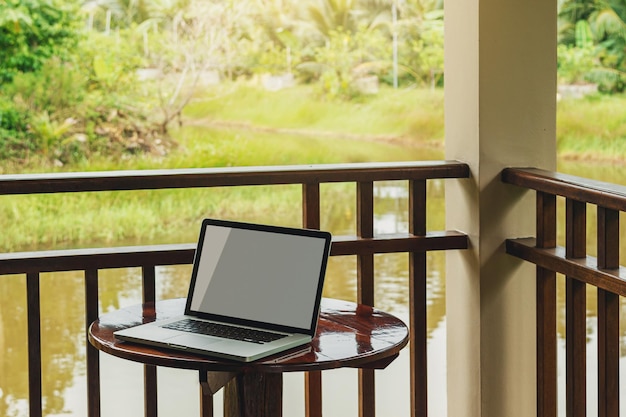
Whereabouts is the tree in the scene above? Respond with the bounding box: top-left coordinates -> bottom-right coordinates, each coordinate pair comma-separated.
559,0 -> 626,91
0,0 -> 82,83
82,0 -> 188,31
139,0 -> 256,132
303,0 -> 393,41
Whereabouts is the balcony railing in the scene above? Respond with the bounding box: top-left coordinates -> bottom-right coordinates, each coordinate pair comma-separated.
0,161 -> 470,417
502,167 -> 626,417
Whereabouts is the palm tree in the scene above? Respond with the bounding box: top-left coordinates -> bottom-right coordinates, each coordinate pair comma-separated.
303,0 -> 395,40
559,0 -> 626,88
82,0 -> 183,30
591,0 -> 626,63
307,0 -> 358,38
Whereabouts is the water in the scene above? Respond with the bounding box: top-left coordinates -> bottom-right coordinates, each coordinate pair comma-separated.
2,159 -> 626,417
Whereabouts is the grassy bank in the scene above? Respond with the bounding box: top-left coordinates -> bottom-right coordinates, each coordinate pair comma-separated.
184,83 -> 445,143
0,85 -> 445,251
557,94 -> 626,161
2,83 -> 625,251
186,83 -> 626,163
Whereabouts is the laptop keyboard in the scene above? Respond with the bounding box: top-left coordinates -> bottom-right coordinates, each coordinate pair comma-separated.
162,319 -> 287,344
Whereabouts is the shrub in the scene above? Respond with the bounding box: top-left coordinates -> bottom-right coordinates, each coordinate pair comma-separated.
0,0 -> 82,83
0,96 -> 33,161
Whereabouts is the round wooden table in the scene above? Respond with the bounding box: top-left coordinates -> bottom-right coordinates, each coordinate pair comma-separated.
89,298 -> 409,417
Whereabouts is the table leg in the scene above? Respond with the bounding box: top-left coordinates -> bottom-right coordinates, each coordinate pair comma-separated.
199,380 -> 214,417
223,372 -> 283,417
199,371 -> 237,417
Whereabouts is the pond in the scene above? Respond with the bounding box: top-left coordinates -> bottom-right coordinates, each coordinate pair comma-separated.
1,156 -> 625,417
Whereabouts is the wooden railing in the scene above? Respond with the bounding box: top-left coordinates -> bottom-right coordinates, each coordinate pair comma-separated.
502,167 -> 626,417
0,161 -> 469,417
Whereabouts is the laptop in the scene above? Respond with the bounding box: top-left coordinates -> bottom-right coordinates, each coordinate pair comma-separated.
114,218 -> 332,362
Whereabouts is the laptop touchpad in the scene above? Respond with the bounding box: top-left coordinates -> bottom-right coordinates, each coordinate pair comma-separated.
167,334 -> 223,349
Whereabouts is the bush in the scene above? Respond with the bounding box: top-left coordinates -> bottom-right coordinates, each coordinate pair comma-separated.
557,43 -> 597,84
0,0 -> 82,83
298,26 -> 390,100
0,52 -> 173,166
0,97 -> 33,161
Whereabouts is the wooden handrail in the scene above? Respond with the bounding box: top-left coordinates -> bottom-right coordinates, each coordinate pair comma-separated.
502,167 -> 626,210
0,161 -> 469,195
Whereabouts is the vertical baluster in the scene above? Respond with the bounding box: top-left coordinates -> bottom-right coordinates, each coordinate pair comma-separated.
142,265 -> 158,417
27,272 -> 42,417
597,207 -> 619,417
357,181 -> 375,305
85,268 -> 101,417
302,183 -> 323,417
536,192 -> 557,417
408,179 -> 427,417
143,265 -> 156,305
303,183 -> 321,230
565,199 -> 586,417
357,181 -> 375,417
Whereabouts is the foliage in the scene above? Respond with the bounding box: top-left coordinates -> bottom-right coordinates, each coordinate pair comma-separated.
3,84 -> 625,251
0,84 -> 440,250
184,83 -> 443,140
398,9 -> 444,87
559,0 -> 626,92
82,31 -> 144,91
557,94 -> 626,159
82,0 -> 188,31
0,42 -> 171,166
0,96 -> 32,161
5,0 -> 622,169
0,0 -> 82,83
306,0 -> 363,39
299,26 -> 390,99
557,43 -> 597,84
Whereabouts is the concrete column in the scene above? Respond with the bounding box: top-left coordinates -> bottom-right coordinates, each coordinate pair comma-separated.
444,0 -> 557,415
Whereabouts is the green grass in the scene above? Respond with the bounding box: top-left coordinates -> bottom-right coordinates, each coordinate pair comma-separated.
165,125 -> 437,168
0,84 -> 445,251
557,94 -> 626,161
3,84 -> 626,251
184,83 -> 444,142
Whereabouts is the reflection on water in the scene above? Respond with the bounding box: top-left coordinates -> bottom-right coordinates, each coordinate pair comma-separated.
5,161 -> 626,416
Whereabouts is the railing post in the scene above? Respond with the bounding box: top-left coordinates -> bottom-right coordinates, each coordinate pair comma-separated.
409,179 -> 427,417
302,182 -> 323,417
597,207 -> 619,417
536,192 -> 557,417
357,181 -> 375,417
27,272 -> 43,417
303,183 -> 321,230
565,199 -> 587,417
85,268 -> 101,417
142,265 -> 158,417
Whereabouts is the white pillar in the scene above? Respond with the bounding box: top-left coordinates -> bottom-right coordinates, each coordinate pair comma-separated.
444,0 -> 557,415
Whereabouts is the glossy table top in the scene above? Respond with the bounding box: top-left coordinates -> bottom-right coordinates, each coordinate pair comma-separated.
89,298 -> 409,374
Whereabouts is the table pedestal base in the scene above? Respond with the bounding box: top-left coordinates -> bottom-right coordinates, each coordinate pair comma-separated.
224,372 -> 283,417
200,371 -> 283,417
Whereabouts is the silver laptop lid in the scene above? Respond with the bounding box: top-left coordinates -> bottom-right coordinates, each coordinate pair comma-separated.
184,218 -> 332,336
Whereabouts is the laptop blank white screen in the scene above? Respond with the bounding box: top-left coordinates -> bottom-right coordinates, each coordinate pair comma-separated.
189,225 -> 327,330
